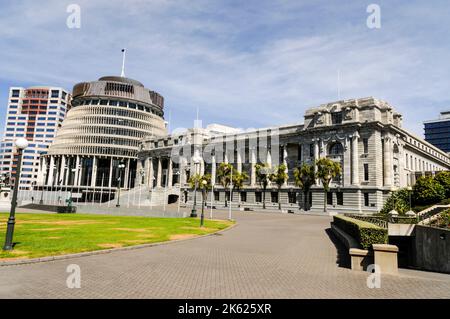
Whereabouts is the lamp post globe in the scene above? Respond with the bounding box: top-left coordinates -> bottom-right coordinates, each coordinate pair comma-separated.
3,138 -> 29,251
15,138 -> 29,150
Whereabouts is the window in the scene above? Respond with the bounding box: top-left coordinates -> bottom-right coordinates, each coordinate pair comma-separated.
288,191 -> 297,204
363,138 -> 369,154
51,90 -> 59,98
255,191 -> 262,203
364,193 -> 369,207
336,192 -> 343,206
331,112 -> 343,124
327,192 -> 333,205
214,191 -> 220,201
364,163 -> 369,181
298,144 -> 302,161
11,90 -> 20,97
271,192 -> 278,203
309,144 -> 314,157
329,142 -> 343,155
241,192 -> 247,202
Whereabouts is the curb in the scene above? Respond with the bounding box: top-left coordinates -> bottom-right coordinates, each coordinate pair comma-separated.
0,222 -> 237,267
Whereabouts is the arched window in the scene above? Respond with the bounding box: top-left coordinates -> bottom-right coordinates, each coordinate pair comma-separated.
328,142 -> 344,155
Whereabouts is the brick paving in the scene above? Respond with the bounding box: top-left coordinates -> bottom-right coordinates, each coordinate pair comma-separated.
0,211 -> 449,298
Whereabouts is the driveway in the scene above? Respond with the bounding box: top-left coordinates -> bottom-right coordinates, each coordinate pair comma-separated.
0,211 -> 449,298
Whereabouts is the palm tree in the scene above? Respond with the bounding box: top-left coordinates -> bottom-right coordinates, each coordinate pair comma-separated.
216,163 -> 233,207
269,164 -> 288,210
232,171 -> 249,207
188,174 -> 212,226
293,163 -> 316,211
255,163 -> 271,209
316,158 -> 342,213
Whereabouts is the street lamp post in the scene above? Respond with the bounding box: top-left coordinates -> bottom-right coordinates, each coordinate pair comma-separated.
229,166 -> 233,221
200,179 -> 207,227
3,138 -> 29,251
190,156 -> 201,218
116,163 -> 125,207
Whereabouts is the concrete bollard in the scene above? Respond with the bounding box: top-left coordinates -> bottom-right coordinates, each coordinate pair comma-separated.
372,244 -> 399,275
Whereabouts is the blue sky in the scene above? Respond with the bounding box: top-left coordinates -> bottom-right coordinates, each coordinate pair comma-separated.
0,0 -> 449,136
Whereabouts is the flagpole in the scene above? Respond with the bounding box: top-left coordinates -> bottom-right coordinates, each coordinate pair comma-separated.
121,48 -> 126,77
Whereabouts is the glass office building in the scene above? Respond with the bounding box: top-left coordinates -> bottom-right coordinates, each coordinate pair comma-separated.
424,111 -> 450,153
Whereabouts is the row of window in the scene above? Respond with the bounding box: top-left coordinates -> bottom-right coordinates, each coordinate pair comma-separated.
210,190 -> 373,207
71,98 -> 163,117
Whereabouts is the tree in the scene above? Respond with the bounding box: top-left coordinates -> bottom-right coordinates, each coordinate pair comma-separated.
269,164 -> 288,210
188,174 -> 212,226
216,163 -> 233,207
255,163 -> 271,209
434,171 -> 450,199
232,171 -> 249,207
413,176 -> 445,206
293,163 -> 316,211
380,188 -> 411,215
316,158 -> 342,213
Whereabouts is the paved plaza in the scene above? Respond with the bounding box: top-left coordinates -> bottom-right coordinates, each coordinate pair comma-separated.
0,210 -> 449,298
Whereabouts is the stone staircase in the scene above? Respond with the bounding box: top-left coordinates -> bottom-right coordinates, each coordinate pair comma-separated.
104,186 -> 181,207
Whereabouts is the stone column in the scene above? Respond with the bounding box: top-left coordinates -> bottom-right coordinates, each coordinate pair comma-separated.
147,157 -> 154,188
74,155 -> 80,186
266,149 -> 272,167
237,150 -> 242,173
91,156 -> 97,187
108,157 -> 113,188
250,147 -> 256,187
398,144 -> 406,187
157,157 -> 162,187
124,159 -> 130,188
283,144 -> 288,186
180,158 -> 187,185
383,136 -> 393,187
64,156 -> 70,185
60,156 -> 66,185
314,139 -> 320,184
168,158 -> 173,187
211,154 -> 216,186
352,133 -> 360,185
48,156 -> 55,186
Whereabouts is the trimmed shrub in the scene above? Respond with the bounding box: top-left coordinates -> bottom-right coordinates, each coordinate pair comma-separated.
333,215 -> 388,250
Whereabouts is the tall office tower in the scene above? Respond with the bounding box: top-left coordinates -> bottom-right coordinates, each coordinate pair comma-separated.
0,87 -> 71,190
39,76 -> 167,202
424,111 -> 450,153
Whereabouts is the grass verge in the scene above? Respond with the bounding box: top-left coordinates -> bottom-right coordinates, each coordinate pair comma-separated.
0,213 -> 233,260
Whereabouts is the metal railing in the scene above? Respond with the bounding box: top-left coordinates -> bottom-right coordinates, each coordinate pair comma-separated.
343,213 -> 388,229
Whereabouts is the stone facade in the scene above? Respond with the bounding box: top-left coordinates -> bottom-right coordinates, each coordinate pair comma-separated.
137,97 -> 450,214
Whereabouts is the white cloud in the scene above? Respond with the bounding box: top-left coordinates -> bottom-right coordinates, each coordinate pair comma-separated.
0,0 -> 449,136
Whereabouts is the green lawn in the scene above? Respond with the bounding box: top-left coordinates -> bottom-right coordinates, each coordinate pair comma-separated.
0,213 -> 233,260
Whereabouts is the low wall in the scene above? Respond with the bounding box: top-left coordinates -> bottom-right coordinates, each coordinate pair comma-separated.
413,225 -> 450,274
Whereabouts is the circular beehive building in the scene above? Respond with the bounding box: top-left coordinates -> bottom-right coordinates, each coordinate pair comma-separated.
38,76 -> 167,201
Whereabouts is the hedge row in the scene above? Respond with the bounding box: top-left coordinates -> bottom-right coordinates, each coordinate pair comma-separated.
333,215 -> 388,250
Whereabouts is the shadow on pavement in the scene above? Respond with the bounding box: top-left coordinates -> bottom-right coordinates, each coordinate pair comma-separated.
325,228 -> 350,269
